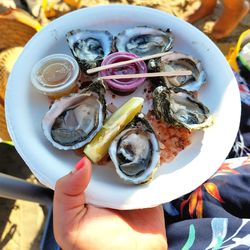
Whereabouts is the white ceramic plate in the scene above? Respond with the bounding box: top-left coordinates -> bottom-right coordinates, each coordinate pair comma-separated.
5,5 -> 241,209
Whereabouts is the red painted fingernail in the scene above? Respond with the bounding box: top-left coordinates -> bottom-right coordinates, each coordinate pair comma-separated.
73,157 -> 87,173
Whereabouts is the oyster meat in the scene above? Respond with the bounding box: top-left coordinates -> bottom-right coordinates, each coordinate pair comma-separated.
109,113 -> 160,185
148,52 -> 206,92
115,26 -> 174,57
66,29 -> 113,71
152,86 -> 212,130
42,80 -> 106,150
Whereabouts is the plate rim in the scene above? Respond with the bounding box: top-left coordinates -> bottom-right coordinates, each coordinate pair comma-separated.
5,4 -> 241,209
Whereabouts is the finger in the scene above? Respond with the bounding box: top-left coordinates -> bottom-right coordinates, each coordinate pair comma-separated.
54,156 -> 92,210
53,157 -> 91,248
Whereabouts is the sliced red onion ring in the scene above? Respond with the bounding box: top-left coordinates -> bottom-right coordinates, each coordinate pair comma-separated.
100,52 -> 147,94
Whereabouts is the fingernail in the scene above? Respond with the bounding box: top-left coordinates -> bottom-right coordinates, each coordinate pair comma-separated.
72,157 -> 87,174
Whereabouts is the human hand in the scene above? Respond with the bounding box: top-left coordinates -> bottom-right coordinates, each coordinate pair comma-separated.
53,157 -> 167,250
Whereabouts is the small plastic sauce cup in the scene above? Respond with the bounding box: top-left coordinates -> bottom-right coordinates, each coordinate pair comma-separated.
31,54 -> 80,99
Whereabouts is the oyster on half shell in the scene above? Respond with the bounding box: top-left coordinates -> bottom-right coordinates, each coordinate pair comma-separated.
109,113 -> 160,185
148,52 -> 206,92
115,26 -> 174,57
66,29 -> 113,71
152,86 -> 212,130
42,80 -> 106,150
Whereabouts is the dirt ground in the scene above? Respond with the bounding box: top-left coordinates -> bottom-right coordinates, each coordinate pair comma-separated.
0,0 -> 249,249
0,144 -> 44,250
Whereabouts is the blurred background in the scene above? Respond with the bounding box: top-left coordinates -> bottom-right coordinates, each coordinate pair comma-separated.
0,0 -> 249,249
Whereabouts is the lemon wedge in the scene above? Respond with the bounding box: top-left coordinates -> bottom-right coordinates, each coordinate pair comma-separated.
84,97 -> 144,163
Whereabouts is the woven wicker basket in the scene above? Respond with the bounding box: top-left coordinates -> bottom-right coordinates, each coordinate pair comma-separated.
0,47 -> 23,140
0,47 -> 23,100
0,8 -> 41,140
0,99 -> 10,141
0,8 -> 41,51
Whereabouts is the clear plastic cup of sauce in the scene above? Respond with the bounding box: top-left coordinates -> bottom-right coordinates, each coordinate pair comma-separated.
31,54 -> 80,99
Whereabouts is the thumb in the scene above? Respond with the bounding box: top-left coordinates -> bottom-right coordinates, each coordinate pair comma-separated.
53,156 -> 92,210
53,157 -> 91,248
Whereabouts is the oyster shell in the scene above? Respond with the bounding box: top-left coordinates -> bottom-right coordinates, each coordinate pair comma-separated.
152,86 -> 212,130
66,29 -> 113,71
115,26 -> 174,57
109,113 -> 160,185
42,80 -> 106,150
148,52 -> 206,92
